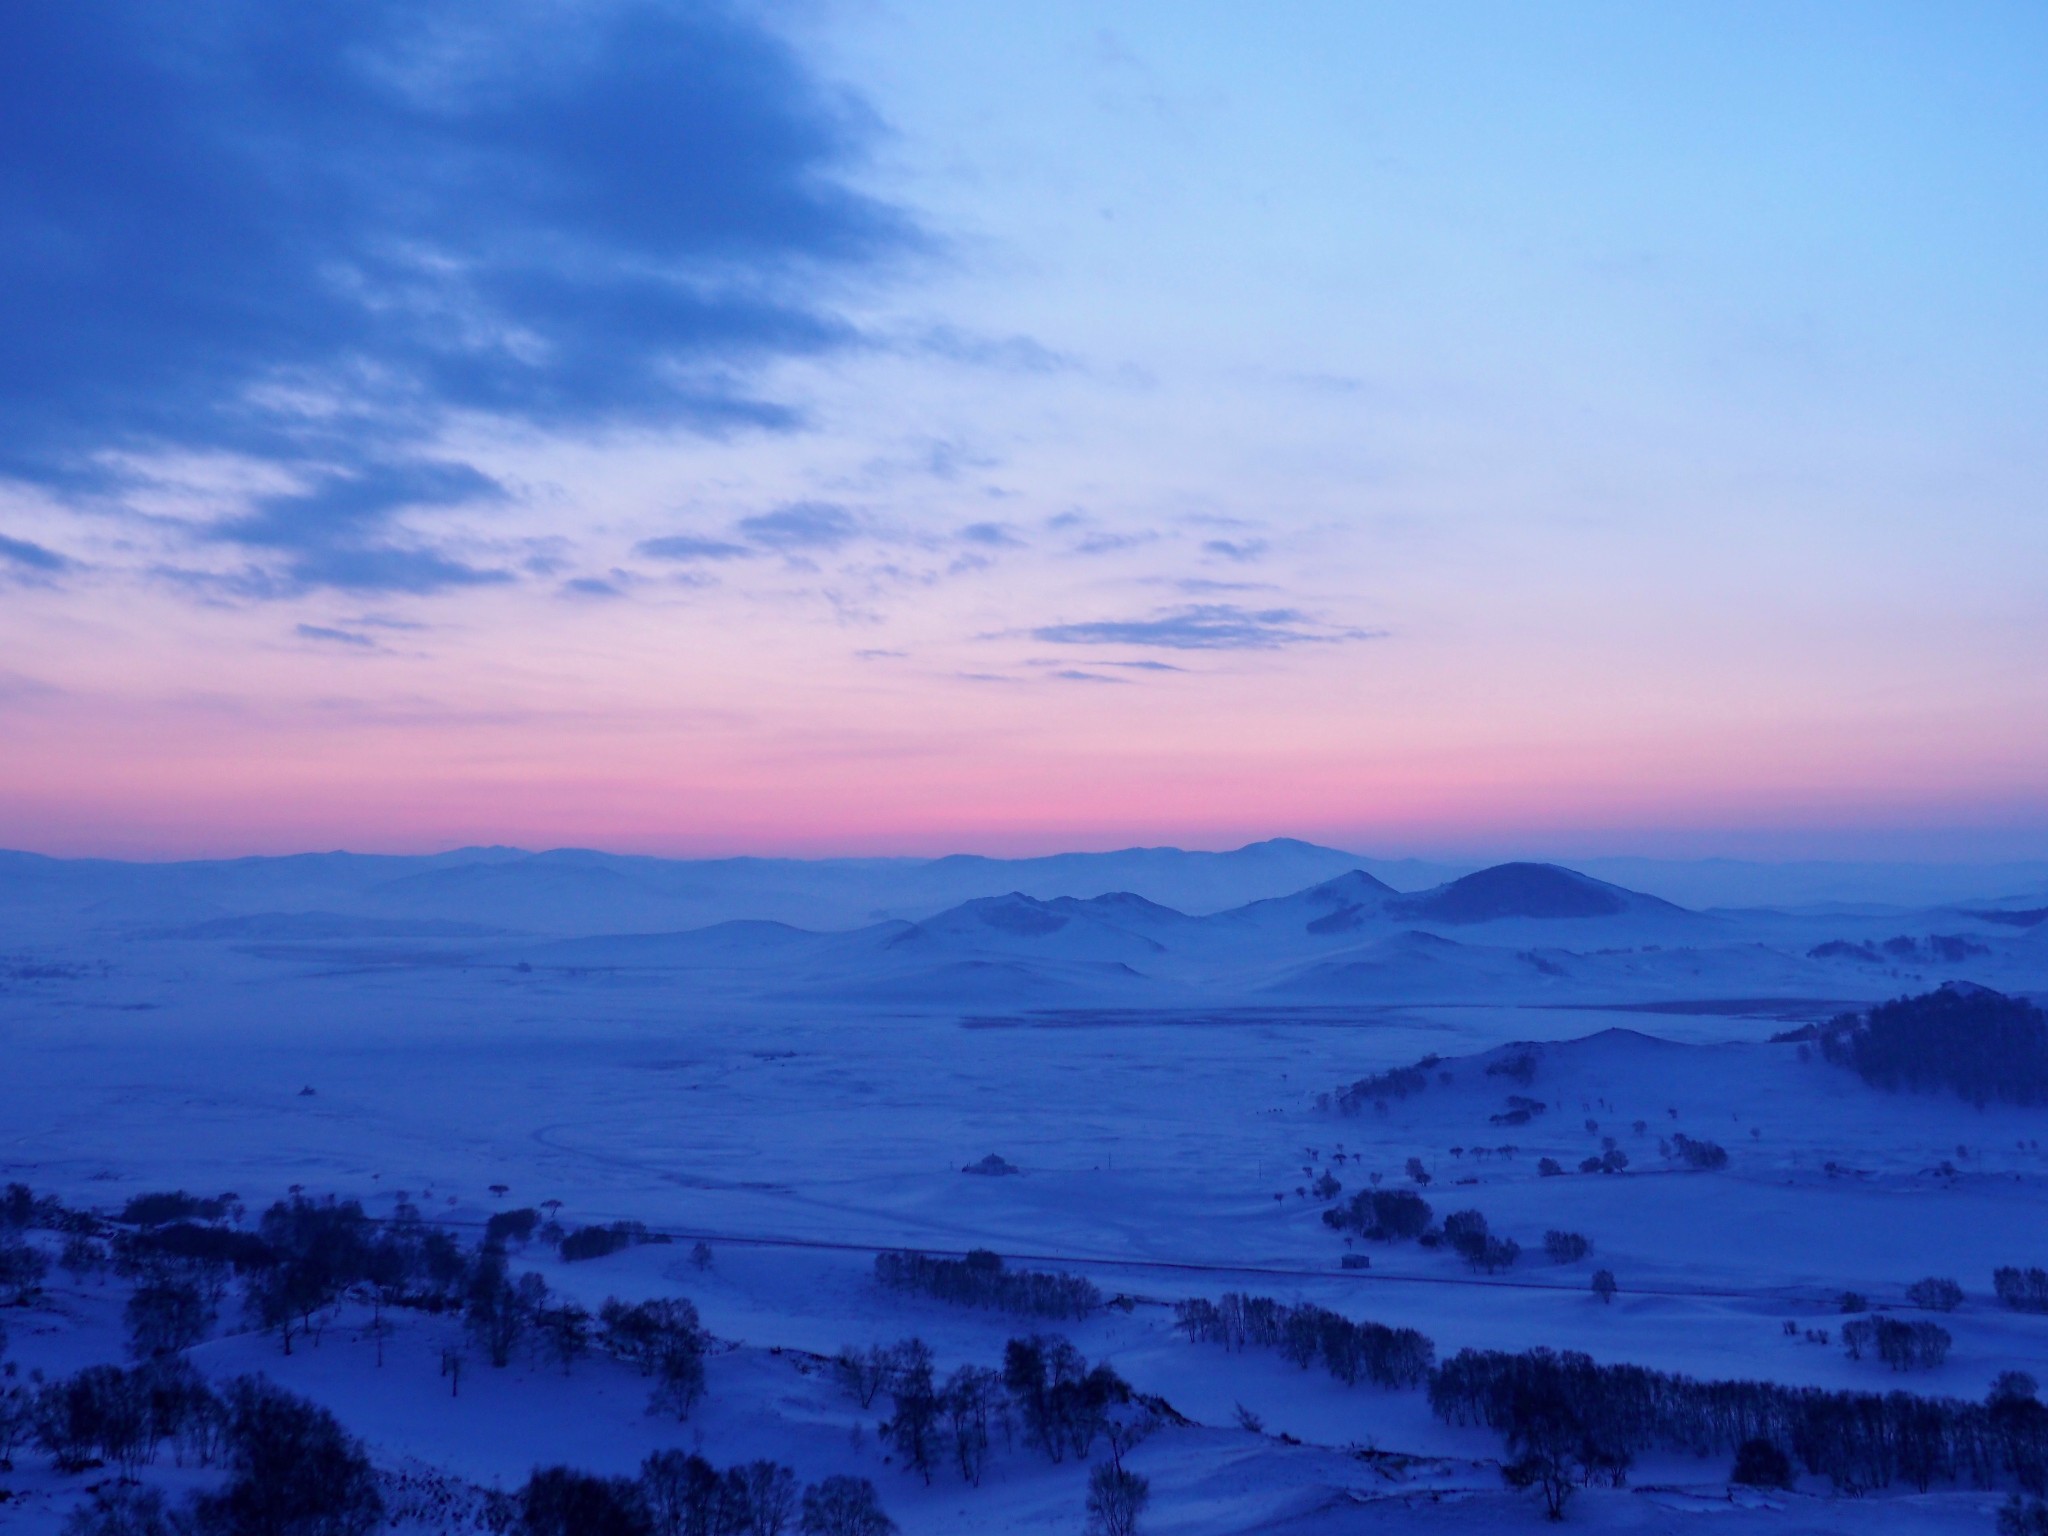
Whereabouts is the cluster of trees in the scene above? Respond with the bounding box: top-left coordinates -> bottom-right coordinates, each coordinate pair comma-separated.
1486,1052 -> 1539,1086
1840,1316 -> 1951,1371
1442,1210 -> 1520,1273
1321,1187 -> 1432,1242
1820,985 -> 2048,1107
1173,1293 -> 1434,1389
838,1340 -> 988,1485
55,1376 -> 382,1536
513,1455 -> 887,1536
14,1358 -> 221,1478
1998,1268 -> 2048,1314
560,1220 -> 668,1263
1321,1054 -> 1444,1115
1667,1133 -> 1729,1171
1908,1277 -> 1965,1312
1543,1231 -> 1591,1265
1320,1190 -> 1534,1276
118,1191 -> 243,1228
1490,1094 -> 1547,1127
13,1181 -> 713,1426
0,1180 -> 843,1535
1430,1347 -> 2048,1513
1,1183 -> 54,1305
830,1332 -> 1154,1498
873,1249 -> 1100,1320
597,1298 -> 710,1417
2004,1494 -> 2048,1536
1810,934 -> 1987,965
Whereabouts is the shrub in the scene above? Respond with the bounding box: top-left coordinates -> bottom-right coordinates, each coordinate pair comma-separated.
1085,1462 -> 1149,1536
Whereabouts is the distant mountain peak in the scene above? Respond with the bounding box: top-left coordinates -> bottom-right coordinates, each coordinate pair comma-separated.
1392,862 -> 1683,923
1302,869 -> 1399,905
958,892 -> 1069,934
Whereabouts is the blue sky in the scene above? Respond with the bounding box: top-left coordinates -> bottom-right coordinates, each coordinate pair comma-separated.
1,1 -> 2043,857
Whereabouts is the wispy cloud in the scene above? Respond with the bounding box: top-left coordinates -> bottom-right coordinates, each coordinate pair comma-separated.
1070,530 -> 1159,556
1202,538 -> 1268,563
636,534 -> 754,562
295,623 -> 375,648
1032,604 -> 1380,651
736,501 -> 861,552
0,669 -> 62,702
1151,575 -> 1278,594
0,533 -> 73,574
915,325 -> 1073,374
958,521 -> 1025,548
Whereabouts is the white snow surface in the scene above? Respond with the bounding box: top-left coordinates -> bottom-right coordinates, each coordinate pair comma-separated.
2,844 -> 2047,1533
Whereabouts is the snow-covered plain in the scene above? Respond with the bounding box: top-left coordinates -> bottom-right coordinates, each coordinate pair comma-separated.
3,842 -> 2047,1533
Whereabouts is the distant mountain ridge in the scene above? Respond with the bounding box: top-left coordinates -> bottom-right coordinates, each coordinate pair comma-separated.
13,845 -> 2042,1010
3,840 -> 2044,941
0,838 -> 1380,937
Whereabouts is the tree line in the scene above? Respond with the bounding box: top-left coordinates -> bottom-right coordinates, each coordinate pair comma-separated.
873,1248 -> 1101,1320
1429,1346 -> 2048,1516
1172,1293 -> 1434,1389
1817,984 -> 2048,1107
1320,1053 -> 1446,1115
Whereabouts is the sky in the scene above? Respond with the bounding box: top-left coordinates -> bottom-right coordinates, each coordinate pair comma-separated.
1,1 -> 2045,862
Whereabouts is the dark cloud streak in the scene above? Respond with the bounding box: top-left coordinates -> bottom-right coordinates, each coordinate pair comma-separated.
0,533 -> 72,573
1032,604 -> 1381,651
0,1 -> 917,593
